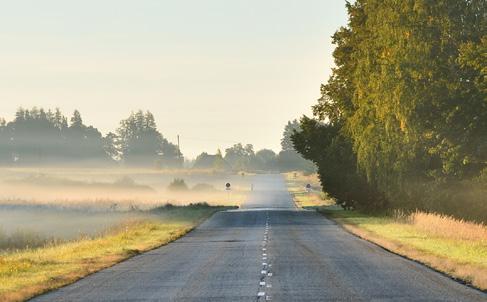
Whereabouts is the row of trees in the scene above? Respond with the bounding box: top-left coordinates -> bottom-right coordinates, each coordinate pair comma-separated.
292,0 -> 486,221
0,108 -> 313,172
192,120 -> 316,172
0,108 -> 182,167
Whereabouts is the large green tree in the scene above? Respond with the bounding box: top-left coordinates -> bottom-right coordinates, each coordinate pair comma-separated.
116,110 -> 182,167
224,143 -> 255,171
294,0 -> 487,217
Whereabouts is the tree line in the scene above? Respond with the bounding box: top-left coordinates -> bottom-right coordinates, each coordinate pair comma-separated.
0,108 -> 314,172
192,120 -> 315,172
292,0 -> 486,221
0,108 -> 182,167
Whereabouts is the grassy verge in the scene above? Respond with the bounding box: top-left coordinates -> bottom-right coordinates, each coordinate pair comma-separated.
283,172 -> 335,208
0,204 -> 233,302
282,173 -> 487,290
319,208 -> 487,291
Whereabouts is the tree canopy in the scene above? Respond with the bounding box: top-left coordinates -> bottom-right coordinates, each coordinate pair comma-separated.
0,108 -> 108,164
0,108 -> 182,167
116,110 -> 182,167
292,0 -> 487,220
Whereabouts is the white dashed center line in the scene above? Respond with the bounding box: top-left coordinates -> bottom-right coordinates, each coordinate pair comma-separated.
257,212 -> 272,301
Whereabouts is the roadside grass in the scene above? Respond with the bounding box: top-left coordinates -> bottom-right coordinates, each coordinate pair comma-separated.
0,204 -> 233,302
282,173 -> 487,290
320,208 -> 487,291
283,172 -> 335,208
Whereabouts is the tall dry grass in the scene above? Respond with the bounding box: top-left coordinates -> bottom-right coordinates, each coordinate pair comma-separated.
391,209 -> 487,242
408,211 -> 487,242
325,209 -> 487,290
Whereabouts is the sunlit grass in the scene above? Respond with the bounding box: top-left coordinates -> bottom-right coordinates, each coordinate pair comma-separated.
0,205 -> 231,302
406,211 -> 487,242
320,208 -> 487,290
282,171 -> 487,290
283,171 -> 335,208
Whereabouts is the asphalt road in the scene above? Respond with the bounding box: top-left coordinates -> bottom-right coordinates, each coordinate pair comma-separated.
32,174 -> 486,301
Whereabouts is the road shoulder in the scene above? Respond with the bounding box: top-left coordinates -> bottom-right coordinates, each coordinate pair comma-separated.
318,209 -> 487,293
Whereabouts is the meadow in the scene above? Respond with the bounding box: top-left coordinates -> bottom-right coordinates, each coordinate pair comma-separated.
0,167 -> 251,210
0,203 -> 232,302
0,167 -> 246,301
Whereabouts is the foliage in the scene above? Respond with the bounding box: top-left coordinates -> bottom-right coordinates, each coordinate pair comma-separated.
281,119 -> 301,151
276,150 -> 316,173
0,108 -> 182,168
277,119 -> 317,173
167,178 -> 189,191
0,228 -> 50,251
192,150 -> 229,170
253,149 -> 277,171
192,131 -> 315,173
293,117 -> 387,211
116,110 -> 182,167
0,108 -> 109,164
224,143 -> 255,171
293,0 -> 487,219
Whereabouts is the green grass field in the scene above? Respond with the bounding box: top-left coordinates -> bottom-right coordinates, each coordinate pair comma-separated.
0,204 -> 233,302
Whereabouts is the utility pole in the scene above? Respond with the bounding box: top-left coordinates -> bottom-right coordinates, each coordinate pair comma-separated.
177,135 -> 181,159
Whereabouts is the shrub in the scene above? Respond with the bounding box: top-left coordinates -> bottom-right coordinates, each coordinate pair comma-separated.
167,178 -> 188,191
0,228 -> 50,251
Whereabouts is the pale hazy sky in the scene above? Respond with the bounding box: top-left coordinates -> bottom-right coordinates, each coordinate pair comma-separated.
0,0 -> 348,158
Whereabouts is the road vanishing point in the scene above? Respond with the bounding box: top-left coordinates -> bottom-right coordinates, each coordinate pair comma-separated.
32,174 -> 486,301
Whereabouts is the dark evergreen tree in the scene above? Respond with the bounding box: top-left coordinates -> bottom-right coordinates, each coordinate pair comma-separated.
116,110 -> 182,167
281,120 -> 301,151
0,107 -> 110,165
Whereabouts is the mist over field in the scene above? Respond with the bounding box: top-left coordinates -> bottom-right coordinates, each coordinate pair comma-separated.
0,2 -> 486,301
0,168 -> 253,207
0,207 -> 141,248
0,106 -> 315,255
0,167 -> 257,248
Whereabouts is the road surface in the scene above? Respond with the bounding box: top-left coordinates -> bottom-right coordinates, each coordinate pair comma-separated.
32,174 -> 486,301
